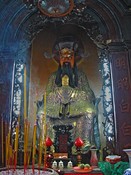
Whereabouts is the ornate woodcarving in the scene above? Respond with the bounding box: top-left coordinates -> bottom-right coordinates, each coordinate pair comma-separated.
99,49 -> 114,142
24,3 -> 103,46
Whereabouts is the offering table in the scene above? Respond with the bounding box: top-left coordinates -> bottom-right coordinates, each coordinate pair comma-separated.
57,168 -> 104,175
63,172 -> 103,175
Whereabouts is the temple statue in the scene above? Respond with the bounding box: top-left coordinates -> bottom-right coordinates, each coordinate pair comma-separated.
36,36 -> 100,151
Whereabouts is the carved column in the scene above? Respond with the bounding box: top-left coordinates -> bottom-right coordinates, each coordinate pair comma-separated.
108,42 -> 131,159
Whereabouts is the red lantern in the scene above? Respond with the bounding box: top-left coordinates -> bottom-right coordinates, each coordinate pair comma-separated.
46,137 -> 53,147
74,137 -> 84,148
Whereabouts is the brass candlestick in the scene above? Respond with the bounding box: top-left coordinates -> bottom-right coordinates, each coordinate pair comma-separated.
76,147 -> 82,165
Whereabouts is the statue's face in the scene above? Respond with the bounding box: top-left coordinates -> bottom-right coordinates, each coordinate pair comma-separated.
59,48 -> 74,68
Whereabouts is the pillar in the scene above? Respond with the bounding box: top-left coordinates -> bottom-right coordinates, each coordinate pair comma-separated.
108,42 -> 131,159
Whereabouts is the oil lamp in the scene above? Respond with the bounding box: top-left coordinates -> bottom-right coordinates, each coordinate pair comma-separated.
74,137 -> 84,165
74,137 -> 84,148
46,137 -> 53,147
45,137 -> 53,168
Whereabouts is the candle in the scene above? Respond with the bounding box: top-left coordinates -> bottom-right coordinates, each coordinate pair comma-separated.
24,119 -> 30,172
1,117 -> 4,164
14,124 -> 19,152
32,95 -> 37,173
9,145 -> 13,168
43,92 -> 47,168
18,115 -> 20,124
32,124 -> 37,173
6,136 -> 8,167
6,131 -> 11,169
32,124 -> 37,158
24,120 -> 27,173
24,65 -> 27,119
14,124 -> 19,170
44,91 -> 46,118
43,125 -> 47,168
38,137 -> 43,169
26,122 -> 30,167
24,120 -> 30,173
7,131 -> 11,167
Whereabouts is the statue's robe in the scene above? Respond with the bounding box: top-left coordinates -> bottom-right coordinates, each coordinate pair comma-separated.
37,70 -> 100,150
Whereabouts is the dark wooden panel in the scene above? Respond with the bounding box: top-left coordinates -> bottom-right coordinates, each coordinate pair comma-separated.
110,51 -> 131,158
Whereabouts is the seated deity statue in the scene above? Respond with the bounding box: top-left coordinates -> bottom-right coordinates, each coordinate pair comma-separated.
36,36 -> 100,152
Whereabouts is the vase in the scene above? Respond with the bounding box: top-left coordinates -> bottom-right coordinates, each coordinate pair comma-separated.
123,149 -> 131,175
90,149 -> 98,168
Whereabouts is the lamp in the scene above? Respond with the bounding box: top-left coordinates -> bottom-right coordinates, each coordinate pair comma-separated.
46,137 -> 53,147
74,137 -> 84,148
45,137 -> 53,168
74,137 -> 84,165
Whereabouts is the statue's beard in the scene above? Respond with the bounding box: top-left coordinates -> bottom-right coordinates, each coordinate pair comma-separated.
55,62 -> 78,88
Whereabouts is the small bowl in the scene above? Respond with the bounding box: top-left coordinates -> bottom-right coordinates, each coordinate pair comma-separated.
105,155 -> 121,164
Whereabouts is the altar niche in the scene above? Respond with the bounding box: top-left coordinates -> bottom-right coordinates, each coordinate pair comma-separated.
8,27 -> 116,167
35,34 -> 102,157
53,125 -> 73,156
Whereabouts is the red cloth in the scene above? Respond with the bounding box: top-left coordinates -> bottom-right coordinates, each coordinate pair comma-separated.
64,173 -> 103,175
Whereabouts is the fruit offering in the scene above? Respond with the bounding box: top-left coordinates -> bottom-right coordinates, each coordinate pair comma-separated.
78,163 -> 91,169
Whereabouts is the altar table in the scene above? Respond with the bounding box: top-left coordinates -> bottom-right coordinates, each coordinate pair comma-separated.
64,173 -> 103,175
57,169 -> 104,175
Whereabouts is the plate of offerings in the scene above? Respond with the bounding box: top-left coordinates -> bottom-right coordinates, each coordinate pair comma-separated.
73,164 -> 93,173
